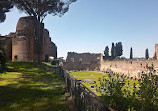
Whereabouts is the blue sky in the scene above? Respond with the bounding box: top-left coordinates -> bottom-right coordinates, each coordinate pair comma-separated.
0,0 -> 158,59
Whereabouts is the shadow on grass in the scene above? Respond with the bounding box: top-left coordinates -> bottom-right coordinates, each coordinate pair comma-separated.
0,62 -> 69,111
0,86 -> 67,111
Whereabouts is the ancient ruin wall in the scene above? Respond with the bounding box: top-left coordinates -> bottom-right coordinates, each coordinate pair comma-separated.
43,29 -> 57,60
12,16 -> 35,61
1,16 -> 57,62
101,60 -> 158,78
64,52 -> 102,70
153,44 -> 158,60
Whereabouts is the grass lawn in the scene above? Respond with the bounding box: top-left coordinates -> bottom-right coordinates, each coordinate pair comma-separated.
70,71 -> 138,96
0,62 -> 69,111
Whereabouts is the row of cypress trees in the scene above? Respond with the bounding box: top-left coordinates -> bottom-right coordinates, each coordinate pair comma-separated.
104,43 -> 149,60
130,47 -> 149,60
104,42 -> 123,60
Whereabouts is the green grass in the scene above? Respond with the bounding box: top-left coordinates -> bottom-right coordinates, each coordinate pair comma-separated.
70,71 -> 138,96
70,71 -> 107,96
0,62 -> 69,111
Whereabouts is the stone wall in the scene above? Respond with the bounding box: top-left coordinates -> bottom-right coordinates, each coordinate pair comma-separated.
11,16 -> 57,62
12,36 -> 34,61
64,51 -> 158,78
101,60 -> 158,78
64,52 -> 102,70
153,44 -> 158,60
12,16 -> 35,62
43,29 -> 57,60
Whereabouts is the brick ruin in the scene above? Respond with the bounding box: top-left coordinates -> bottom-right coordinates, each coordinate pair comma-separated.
64,52 -> 103,70
0,16 -> 57,62
64,48 -> 158,78
153,44 -> 158,60
101,60 -> 158,78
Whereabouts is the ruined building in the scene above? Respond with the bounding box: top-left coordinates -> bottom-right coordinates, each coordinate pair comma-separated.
64,52 -> 103,70
153,44 -> 158,60
0,16 -> 57,62
64,49 -> 158,78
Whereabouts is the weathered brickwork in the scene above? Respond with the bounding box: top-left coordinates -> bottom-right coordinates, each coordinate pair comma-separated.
64,52 -> 158,78
0,16 -> 57,62
153,44 -> 158,60
64,52 -> 103,70
43,29 -> 57,60
101,60 -> 158,78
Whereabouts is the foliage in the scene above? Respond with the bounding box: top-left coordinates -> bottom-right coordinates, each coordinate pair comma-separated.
98,68 -> 158,111
115,42 -> 123,57
111,43 -> 116,60
130,47 -> 133,60
0,0 -> 13,23
106,42 -> 123,60
12,0 -> 77,22
0,62 -> 69,110
104,46 -> 109,60
51,59 -> 59,65
0,50 -> 6,73
137,67 -> 158,111
145,48 -> 149,60
98,74 -> 133,110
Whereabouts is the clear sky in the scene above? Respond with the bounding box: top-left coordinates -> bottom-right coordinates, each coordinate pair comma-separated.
0,0 -> 158,59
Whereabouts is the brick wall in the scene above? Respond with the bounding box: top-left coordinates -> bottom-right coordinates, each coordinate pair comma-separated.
101,60 -> 158,78
64,52 -> 102,70
11,16 -> 57,62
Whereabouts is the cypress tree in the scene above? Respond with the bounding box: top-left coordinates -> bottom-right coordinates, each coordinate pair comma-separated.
145,48 -> 149,60
130,47 -> 133,60
104,46 -> 109,60
111,43 -> 116,59
115,42 -> 123,57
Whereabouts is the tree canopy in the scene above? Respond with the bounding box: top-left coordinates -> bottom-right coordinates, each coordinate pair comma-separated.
12,0 -> 77,22
0,0 -> 13,23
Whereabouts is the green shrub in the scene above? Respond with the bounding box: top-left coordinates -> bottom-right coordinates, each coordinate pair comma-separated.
0,50 -> 6,73
51,59 -> 59,66
137,67 -> 158,111
98,68 -> 158,111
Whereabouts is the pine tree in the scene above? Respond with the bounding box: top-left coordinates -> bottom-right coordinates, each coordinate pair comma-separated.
0,0 -> 13,23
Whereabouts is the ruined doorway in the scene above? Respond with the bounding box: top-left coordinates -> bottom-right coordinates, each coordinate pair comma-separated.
45,55 -> 49,62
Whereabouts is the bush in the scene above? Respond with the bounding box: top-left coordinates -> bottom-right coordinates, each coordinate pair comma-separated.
0,50 -> 6,73
98,68 -> 158,111
51,59 -> 59,66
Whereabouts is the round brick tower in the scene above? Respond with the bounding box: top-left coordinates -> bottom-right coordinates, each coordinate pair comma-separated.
12,16 -> 35,61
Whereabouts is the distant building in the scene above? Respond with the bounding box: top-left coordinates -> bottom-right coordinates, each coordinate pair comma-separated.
64,52 -> 103,70
0,16 -> 57,62
153,44 -> 158,60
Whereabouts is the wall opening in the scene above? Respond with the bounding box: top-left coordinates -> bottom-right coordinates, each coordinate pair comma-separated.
45,55 -> 49,62
14,55 -> 18,61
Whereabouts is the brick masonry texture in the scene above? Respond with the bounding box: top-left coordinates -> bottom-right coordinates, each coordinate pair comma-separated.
64,52 -> 103,70
64,51 -> 158,78
0,16 -> 57,62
